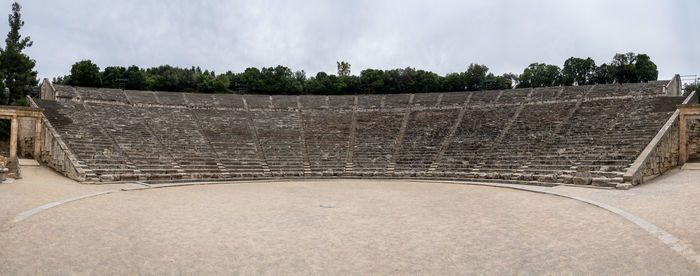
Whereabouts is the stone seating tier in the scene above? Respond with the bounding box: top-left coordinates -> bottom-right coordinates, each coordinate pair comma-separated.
35,81 -> 683,186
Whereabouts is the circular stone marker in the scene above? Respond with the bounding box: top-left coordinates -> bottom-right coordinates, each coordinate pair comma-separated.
320,202 -> 338,208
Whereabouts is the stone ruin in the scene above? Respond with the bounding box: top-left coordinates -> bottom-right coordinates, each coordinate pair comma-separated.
0,155 -> 8,182
28,77 -> 694,189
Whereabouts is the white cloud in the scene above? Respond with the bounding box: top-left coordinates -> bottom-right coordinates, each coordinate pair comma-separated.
2,0 -> 697,80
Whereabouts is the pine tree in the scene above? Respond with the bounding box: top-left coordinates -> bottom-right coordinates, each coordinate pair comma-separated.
0,2 -> 37,105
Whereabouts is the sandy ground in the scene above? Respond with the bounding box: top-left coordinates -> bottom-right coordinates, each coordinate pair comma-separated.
0,163 -> 137,229
551,168 -> 700,253
0,165 -> 699,274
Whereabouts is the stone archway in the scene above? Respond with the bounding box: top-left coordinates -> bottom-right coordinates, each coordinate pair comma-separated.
0,106 -> 44,160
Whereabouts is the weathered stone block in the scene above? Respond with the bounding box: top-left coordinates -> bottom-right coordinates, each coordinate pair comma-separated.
591,177 -> 609,186
558,175 -> 573,184
99,174 -> 115,181
616,183 -> 633,190
573,168 -> 592,185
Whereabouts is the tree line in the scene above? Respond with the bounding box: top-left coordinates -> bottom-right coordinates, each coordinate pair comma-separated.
56,52 -> 659,95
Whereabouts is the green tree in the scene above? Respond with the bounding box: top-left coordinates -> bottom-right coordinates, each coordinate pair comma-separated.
0,2 -> 37,105
415,70 -> 442,92
592,63 -> 614,84
313,72 -> 339,94
125,65 -> 148,90
360,69 -> 385,93
634,54 -> 658,82
294,70 -> 306,83
101,66 -> 126,88
442,72 -> 465,91
68,60 -> 101,87
517,63 -> 561,88
464,64 -> 489,91
683,83 -> 699,98
502,73 -> 519,88
212,74 -> 230,93
611,52 -> 637,83
562,57 -> 596,85
337,61 -> 351,77
303,77 -> 324,94
485,73 -> 512,90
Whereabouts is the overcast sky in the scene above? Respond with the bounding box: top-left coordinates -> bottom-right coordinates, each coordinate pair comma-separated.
3,0 -> 699,81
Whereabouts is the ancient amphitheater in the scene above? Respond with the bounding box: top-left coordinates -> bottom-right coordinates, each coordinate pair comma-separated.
28,77 -> 696,188
2,77 -> 700,274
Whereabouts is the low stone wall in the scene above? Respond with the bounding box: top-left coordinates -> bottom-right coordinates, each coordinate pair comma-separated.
686,89 -> 699,104
39,118 -> 87,181
40,78 -> 56,100
623,111 -> 680,185
664,74 -> 681,96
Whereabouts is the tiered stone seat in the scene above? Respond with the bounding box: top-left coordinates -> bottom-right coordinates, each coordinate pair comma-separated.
299,95 -> 328,109
87,103 -> 178,181
480,103 -> 576,176
245,95 -> 271,109
53,85 -> 78,99
36,80 -> 683,186
328,95 -> 355,109
559,85 -> 587,100
213,94 -> 244,109
251,110 -> 305,176
75,87 -> 128,103
36,99 -> 131,180
302,110 -> 352,175
469,91 -> 497,105
587,82 -> 654,98
357,94 -> 383,109
438,92 -> 469,107
435,106 -> 520,175
530,87 -> 560,102
155,91 -> 186,106
496,88 -> 530,104
588,84 -> 620,98
598,97 -> 682,164
271,95 -> 298,110
352,111 -> 403,176
194,109 -> 264,177
125,90 -> 157,104
640,81 -> 668,96
412,93 -> 438,108
616,82 -> 647,96
184,93 -> 217,108
139,107 -> 223,179
394,109 -> 459,176
384,94 -> 411,108
530,98 -> 644,185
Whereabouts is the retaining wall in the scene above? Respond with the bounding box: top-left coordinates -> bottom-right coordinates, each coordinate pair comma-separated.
623,110 -> 680,185
624,91 -> 696,185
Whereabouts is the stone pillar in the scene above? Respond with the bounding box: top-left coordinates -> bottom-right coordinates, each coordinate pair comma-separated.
34,117 -> 42,160
9,116 -> 18,159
